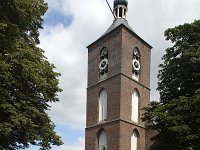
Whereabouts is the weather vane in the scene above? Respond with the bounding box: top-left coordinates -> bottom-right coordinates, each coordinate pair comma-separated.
105,0 -> 116,19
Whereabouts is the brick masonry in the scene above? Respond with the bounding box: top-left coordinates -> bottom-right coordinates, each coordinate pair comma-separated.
85,24 -> 152,150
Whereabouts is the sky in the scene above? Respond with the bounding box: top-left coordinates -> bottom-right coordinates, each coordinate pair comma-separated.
29,0 -> 200,149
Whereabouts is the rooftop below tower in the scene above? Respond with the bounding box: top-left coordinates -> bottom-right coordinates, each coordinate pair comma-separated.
101,18 -> 134,37
87,18 -> 152,49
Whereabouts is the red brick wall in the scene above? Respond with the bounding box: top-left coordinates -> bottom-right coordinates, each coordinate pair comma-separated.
85,25 -> 152,150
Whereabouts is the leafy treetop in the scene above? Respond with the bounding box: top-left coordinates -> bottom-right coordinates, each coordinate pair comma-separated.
0,0 -> 63,149
158,20 -> 200,103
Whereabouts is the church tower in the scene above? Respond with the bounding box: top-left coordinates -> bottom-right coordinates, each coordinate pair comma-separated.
85,0 -> 152,149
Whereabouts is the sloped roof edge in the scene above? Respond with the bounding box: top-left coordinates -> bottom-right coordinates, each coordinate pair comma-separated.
87,19 -> 152,49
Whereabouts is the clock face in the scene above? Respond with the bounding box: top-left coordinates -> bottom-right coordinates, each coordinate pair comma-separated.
132,59 -> 140,71
99,58 -> 108,71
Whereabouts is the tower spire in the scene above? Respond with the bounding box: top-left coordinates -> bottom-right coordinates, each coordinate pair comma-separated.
113,0 -> 128,19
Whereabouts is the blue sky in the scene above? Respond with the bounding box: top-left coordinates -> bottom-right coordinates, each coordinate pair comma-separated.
28,0 -> 200,149
29,125 -> 84,150
44,10 -> 73,27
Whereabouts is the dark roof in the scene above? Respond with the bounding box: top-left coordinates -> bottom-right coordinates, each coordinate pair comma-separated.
114,0 -> 128,7
101,18 -> 134,38
87,19 -> 152,49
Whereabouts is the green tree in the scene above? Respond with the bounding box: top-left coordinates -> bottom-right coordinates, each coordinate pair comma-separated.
143,20 -> 200,150
0,0 -> 63,149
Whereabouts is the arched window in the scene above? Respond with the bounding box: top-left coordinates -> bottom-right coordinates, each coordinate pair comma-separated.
99,130 -> 107,150
132,47 -> 141,81
99,89 -> 107,122
131,130 -> 139,150
99,47 -> 108,75
99,47 -> 108,81
131,90 -> 139,122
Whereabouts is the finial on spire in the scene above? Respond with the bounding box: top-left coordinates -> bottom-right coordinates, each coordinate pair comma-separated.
113,0 -> 128,19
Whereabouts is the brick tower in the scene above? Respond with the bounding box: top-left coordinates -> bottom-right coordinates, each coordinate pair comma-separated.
85,0 -> 152,149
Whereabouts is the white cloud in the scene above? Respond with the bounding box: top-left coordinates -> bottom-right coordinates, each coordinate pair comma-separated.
39,24 -> 87,128
39,0 -> 112,129
39,0 -> 200,145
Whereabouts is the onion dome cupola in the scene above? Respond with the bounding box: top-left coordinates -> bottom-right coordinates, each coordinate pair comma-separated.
114,0 -> 128,19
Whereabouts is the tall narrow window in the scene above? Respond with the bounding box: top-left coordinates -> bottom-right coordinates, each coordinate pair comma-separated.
131,130 -> 139,150
131,90 -> 139,122
99,89 -> 107,122
119,7 -> 123,18
99,130 -> 107,150
132,47 -> 141,81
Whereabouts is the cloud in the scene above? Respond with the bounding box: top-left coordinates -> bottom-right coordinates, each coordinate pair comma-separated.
39,0 -> 113,129
39,24 -> 87,128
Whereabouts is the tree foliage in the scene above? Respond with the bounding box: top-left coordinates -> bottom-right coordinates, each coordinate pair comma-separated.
157,20 -> 200,103
0,0 -> 63,149
143,20 -> 200,150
